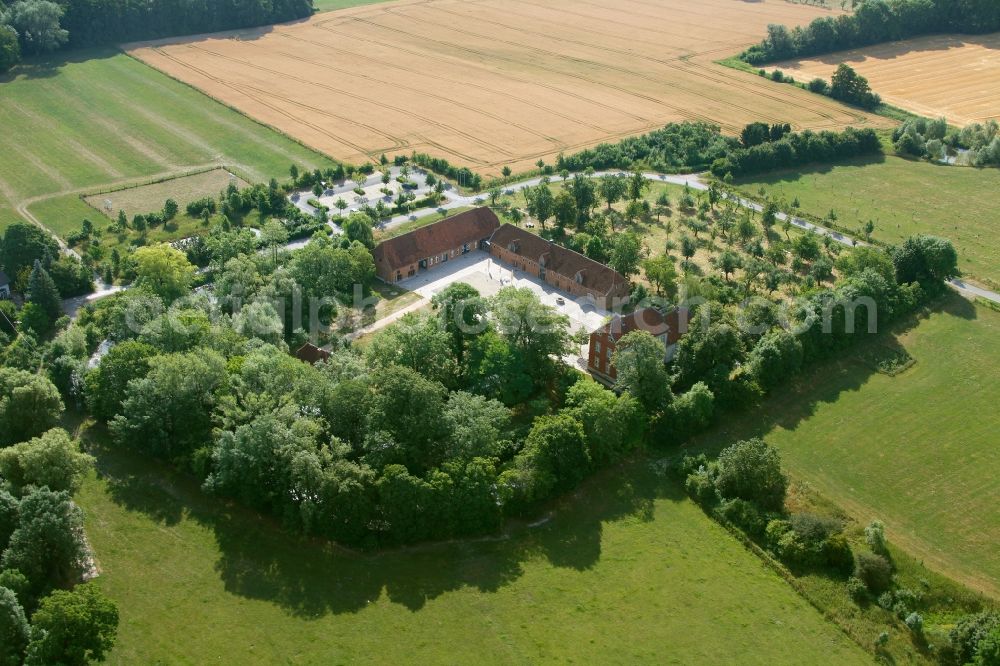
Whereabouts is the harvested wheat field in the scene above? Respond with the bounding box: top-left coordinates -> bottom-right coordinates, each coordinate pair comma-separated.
777,34 -> 1000,127
127,0 -> 892,176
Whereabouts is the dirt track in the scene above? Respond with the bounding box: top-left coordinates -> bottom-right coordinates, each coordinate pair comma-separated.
776,34 -> 1000,127
128,0 -> 892,176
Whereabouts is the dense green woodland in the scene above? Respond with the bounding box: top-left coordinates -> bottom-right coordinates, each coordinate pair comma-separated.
0,0 -> 314,71
742,0 -> 1000,64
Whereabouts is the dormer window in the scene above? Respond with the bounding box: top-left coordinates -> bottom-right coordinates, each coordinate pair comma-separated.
508,240 -> 520,253
575,270 -> 584,285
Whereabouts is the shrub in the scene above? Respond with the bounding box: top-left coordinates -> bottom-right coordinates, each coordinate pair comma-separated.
865,519 -> 887,554
949,612 -> 1000,665
185,197 -> 216,217
765,519 -> 792,548
807,78 -> 829,94
846,576 -> 868,603
824,533 -> 855,574
716,498 -> 766,536
685,469 -> 718,507
854,551 -> 893,593
905,612 -> 923,635
714,438 -> 787,511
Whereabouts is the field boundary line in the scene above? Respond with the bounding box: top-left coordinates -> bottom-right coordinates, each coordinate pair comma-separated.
120,51 -> 339,171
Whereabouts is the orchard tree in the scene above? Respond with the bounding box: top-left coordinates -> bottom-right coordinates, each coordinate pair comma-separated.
642,254 -> 678,298
598,174 -> 627,210
680,235 -> 697,269
718,250 -> 741,282
608,232 -> 643,278
627,171 -> 648,201
552,190 -> 577,231
526,183 -> 554,228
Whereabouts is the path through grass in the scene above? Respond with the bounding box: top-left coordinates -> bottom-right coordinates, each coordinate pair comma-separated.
1,50 -> 335,237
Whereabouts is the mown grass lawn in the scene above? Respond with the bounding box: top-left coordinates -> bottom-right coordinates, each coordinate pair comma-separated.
76,434 -> 867,664
0,50 -> 336,236
688,295 -> 1000,598
733,156 -> 1000,287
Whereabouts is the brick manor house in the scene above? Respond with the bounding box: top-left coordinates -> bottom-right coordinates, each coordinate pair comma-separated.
587,307 -> 692,384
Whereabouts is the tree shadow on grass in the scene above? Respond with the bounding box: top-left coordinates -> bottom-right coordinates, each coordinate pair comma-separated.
0,48 -> 122,82
733,154 -> 888,188
86,428 -> 679,618
680,293 -> 975,457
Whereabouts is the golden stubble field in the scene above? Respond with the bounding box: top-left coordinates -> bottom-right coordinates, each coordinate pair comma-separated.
128,0 -> 892,176
776,34 -> 1000,126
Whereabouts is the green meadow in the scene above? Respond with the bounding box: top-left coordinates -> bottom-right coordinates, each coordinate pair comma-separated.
734,156 -> 1000,287
0,50 -> 335,236
690,296 -> 1000,598
76,433 -> 866,664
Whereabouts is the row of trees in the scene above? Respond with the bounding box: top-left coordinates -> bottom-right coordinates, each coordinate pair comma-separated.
554,122 -> 734,173
0,366 -> 119,664
710,127 -> 882,179
543,121 -> 881,181
741,0 -> 1000,64
0,0 -> 68,72
0,0 -> 313,72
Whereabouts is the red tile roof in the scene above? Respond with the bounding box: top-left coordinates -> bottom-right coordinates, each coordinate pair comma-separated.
487,223 -> 627,296
374,207 -> 500,269
295,343 -> 331,365
602,307 -> 691,345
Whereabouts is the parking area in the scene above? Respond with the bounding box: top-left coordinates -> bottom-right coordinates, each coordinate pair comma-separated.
399,251 -> 608,369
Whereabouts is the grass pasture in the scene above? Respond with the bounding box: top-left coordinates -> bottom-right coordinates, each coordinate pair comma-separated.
76,432 -> 867,664
689,295 -> 1000,598
82,168 -> 250,221
127,0 -> 891,176
0,50 -> 336,237
734,155 -> 1000,287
